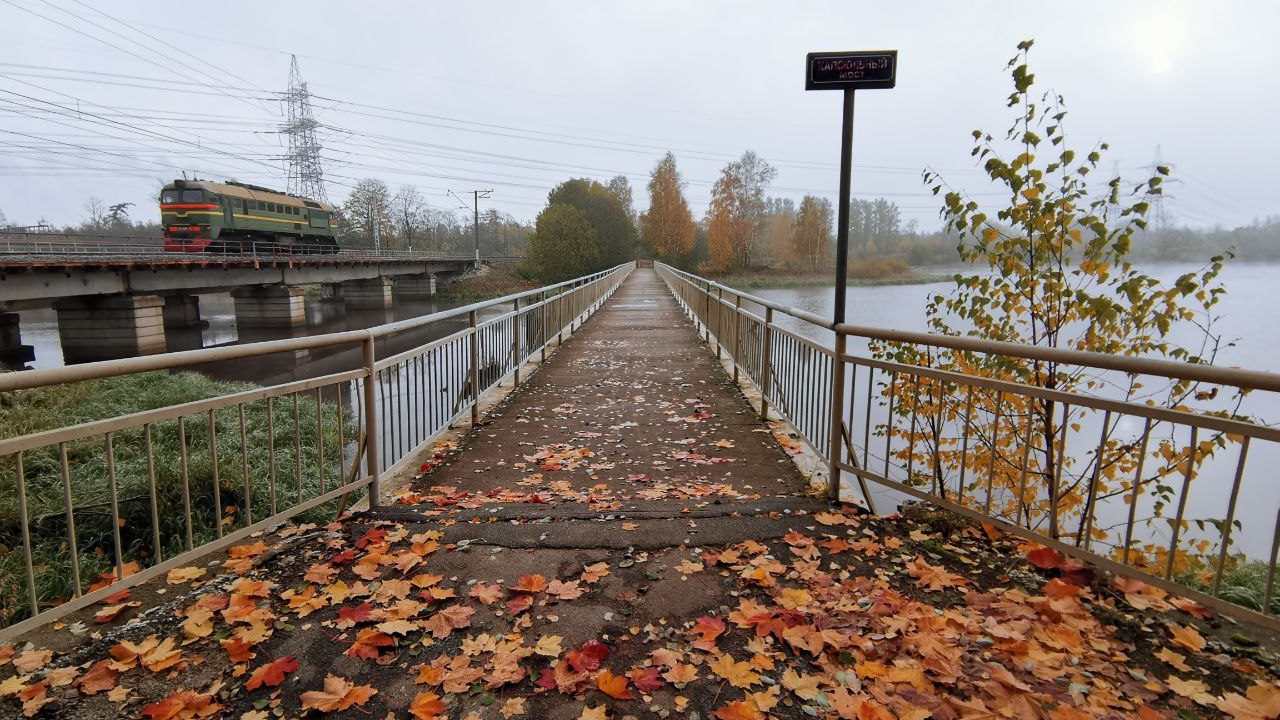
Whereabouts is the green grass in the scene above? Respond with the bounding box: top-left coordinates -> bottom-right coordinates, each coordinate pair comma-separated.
0,371 -> 355,626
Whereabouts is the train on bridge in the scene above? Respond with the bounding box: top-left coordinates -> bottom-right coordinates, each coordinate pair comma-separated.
161,179 -> 340,254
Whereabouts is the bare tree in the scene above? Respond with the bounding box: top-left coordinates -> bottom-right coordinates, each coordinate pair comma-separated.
83,197 -> 108,230
390,185 -> 426,249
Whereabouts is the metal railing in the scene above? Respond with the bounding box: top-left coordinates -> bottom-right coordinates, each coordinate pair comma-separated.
0,262 -> 633,636
0,235 -> 478,263
656,262 -> 1280,628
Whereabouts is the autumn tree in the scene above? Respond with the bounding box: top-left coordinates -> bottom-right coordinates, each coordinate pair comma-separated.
790,195 -> 833,271
706,151 -> 776,271
875,41 -> 1238,569
607,175 -> 636,225
760,197 -> 796,267
527,204 -> 599,283
547,179 -> 635,268
848,198 -> 903,254
640,152 -> 697,265
342,178 -> 394,248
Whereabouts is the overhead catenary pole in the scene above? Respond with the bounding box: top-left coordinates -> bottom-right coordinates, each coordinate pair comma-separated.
450,189 -> 492,267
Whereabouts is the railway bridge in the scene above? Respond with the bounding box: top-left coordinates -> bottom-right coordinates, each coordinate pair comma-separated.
0,238 -> 476,364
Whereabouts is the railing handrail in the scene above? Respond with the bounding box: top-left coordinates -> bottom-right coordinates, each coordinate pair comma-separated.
655,262 -> 1280,394
0,263 -> 631,394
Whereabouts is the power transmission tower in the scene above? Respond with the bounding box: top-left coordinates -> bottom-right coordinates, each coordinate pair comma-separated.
282,55 -> 329,203
1145,145 -> 1179,234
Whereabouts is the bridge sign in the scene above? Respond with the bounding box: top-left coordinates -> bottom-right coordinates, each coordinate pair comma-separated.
804,51 -> 897,91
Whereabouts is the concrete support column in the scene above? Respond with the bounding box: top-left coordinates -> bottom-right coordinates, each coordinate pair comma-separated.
395,273 -> 436,299
162,294 -> 207,328
54,295 -> 166,363
342,277 -> 394,310
0,312 -> 35,366
231,284 -> 306,328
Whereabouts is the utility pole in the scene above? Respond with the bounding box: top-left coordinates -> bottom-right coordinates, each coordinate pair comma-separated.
372,202 -> 380,251
450,189 -> 492,267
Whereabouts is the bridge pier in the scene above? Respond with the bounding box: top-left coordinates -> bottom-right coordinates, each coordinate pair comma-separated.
342,278 -> 393,310
0,312 -> 35,367
162,294 -> 207,328
231,285 -> 307,328
395,273 -> 436,299
54,295 -> 167,363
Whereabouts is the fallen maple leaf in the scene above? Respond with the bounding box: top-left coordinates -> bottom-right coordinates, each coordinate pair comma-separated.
12,649 -> 51,674
500,697 -> 527,718
513,574 -> 547,593
547,578 -> 585,600
140,689 -> 222,720
662,663 -> 698,686
709,653 -> 761,689
581,562 -> 610,583
597,669 -> 633,700
691,615 -> 726,651
1168,624 -> 1206,652
409,691 -> 446,720
580,705 -> 610,720
75,660 -> 119,695
346,628 -> 396,660
468,583 -> 503,605
906,555 -> 968,591
1026,546 -> 1064,570
629,666 -> 664,693
166,567 -> 206,585
424,605 -> 475,639
566,640 -> 609,673
712,700 -> 764,720
18,682 -> 53,717
244,656 -> 299,691
300,674 -> 377,713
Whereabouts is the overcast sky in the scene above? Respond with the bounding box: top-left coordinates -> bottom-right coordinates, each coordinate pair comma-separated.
1,0 -> 1276,231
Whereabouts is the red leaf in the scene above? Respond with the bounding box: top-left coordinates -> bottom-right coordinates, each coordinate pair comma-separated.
567,640 -> 609,673
245,655 -> 299,691
534,667 -> 558,690
1026,546 -> 1064,570
629,666 -> 664,693
337,603 -> 375,628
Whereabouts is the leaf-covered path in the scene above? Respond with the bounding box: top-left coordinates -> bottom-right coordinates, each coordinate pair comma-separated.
3,269 -> 1280,719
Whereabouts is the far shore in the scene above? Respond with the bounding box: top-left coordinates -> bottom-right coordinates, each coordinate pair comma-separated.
708,270 -> 953,290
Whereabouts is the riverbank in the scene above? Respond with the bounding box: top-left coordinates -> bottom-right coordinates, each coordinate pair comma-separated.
710,268 -> 952,290
434,260 -> 539,302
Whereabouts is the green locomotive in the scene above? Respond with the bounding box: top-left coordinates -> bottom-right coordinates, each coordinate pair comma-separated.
160,179 -> 339,253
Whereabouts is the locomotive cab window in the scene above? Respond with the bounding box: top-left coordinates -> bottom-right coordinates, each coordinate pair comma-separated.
181,189 -> 204,202
160,191 -> 179,204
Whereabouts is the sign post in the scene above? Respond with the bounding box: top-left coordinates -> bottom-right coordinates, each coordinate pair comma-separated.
804,50 -> 897,325
805,49 -> 896,505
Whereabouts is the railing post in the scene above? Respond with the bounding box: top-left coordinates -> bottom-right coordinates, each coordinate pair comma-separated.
828,333 -> 847,502
512,297 -> 522,388
541,291 -> 549,363
361,335 -> 381,508
469,309 -> 481,426
760,307 -> 773,421
703,282 -> 711,341
715,287 -> 724,361
732,294 -> 742,384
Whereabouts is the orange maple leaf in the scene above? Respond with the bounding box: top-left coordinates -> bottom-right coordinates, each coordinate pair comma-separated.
906,556 -> 968,592
581,562 -> 610,583
712,700 -> 764,720
662,663 -> 698,686
299,674 -> 378,713
1168,624 -> 1206,652
424,604 -> 475,639
140,689 -> 222,720
245,656 -> 299,691
596,669 -> 633,700
514,574 -> 547,593
220,637 -> 255,664
691,615 -> 726,651
75,660 -> 119,696
346,628 -> 396,660
709,654 -> 761,689
409,691 -> 447,720
468,582 -> 504,605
